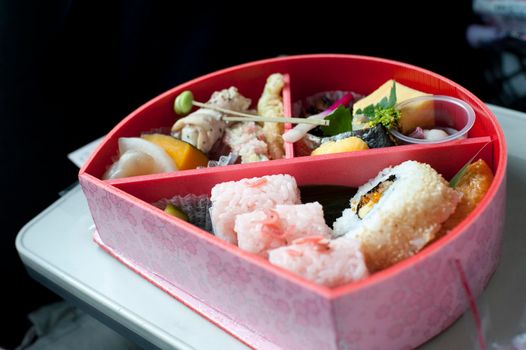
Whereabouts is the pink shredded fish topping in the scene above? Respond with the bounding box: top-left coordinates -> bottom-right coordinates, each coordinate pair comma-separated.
293,236 -> 331,253
287,249 -> 303,257
282,224 -> 297,243
244,178 -> 268,188
315,241 -> 331,253
260,209 -> 280,229
293,236 -> 326,244
260,209 -> 285,240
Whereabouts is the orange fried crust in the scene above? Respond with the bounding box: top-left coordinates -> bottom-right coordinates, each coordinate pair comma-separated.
441,159 -> 494,233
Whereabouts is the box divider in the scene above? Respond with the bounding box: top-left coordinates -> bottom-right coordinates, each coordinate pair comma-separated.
283,73 -> 295,159
107,135 -> 492,205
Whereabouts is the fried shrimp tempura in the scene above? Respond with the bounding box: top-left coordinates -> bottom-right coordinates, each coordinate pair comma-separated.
257,73 -> 285,160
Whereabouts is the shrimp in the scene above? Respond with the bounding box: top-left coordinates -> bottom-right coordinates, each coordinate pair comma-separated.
257,73 -> 285,160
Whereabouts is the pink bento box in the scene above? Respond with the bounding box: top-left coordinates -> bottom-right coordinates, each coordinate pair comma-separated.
79,54 -> 507,350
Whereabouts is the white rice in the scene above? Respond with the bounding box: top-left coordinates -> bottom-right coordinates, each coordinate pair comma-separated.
268,236 -> 368,287
210,174 -> 300,244
235,202 -> 332,257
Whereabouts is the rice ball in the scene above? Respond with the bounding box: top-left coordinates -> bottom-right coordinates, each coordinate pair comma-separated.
268,236 -> 368,287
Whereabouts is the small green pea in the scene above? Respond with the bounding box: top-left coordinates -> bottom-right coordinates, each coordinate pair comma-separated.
174,90 -> 194,115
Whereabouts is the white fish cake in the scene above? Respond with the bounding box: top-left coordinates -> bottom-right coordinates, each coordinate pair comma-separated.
210,174 -> 301,244
235,202 -> 331,257
268,236 -> 368,287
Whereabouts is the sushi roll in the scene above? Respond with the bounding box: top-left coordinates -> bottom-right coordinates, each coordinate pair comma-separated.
333,160 -> 462,272
210,174 -> 301,244
268,236 -> 368,287
235,202 -> 332,257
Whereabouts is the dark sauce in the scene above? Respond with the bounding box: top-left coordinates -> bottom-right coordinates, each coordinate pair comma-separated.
299,185 -> 358,226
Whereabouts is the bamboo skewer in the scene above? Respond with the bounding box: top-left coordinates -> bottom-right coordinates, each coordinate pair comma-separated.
191,101 -> 329,126
221,115 -> 328,125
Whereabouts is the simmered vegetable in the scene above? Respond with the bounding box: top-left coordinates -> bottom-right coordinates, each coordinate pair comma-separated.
142,133 -> 208,170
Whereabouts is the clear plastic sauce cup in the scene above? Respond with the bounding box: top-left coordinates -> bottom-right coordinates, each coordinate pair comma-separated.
389,95 -> 476,144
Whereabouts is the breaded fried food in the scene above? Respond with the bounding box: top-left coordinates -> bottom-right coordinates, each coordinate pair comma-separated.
441,159 -> 494,233
257,73 -> 285,160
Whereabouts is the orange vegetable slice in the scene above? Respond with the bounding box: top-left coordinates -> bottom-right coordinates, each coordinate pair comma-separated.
311,136 -> 369,156
442,159 -> 494,232
142,134 -> 208,170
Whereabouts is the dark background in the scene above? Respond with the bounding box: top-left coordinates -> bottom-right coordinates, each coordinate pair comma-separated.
0,0 -> 505,348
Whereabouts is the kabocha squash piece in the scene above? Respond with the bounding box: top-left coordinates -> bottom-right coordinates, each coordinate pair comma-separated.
142,134 -> 208,170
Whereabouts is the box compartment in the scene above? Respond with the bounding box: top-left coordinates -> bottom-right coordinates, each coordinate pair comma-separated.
81,137 -> 499,350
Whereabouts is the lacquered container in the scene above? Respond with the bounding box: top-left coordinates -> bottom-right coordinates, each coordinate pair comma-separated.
79,54 -> 506,350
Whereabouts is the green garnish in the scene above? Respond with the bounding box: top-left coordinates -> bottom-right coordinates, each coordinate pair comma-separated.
449,162 -> 470,188
164,203 -> 189,221
320,105 -> 353,136
355,82 -> 401,129
449,141 -> 491,187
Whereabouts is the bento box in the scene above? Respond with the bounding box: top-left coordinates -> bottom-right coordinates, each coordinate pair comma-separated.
79,54 -> 507,350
